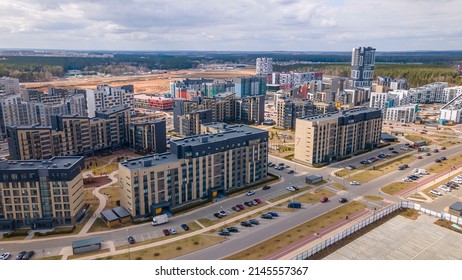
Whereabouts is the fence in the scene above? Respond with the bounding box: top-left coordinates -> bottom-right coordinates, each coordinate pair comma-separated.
292,201 -> 462,260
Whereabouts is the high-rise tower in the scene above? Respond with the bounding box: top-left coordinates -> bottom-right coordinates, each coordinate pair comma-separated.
350,47 -> 376,88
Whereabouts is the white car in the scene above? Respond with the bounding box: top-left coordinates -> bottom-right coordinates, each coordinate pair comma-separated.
403,177 -> 412,182
286,186 -> 296,192
438,185 -> 451,192
430,189 -> 442,196
246,190 -> 256,196
0,252 -> 11,260
349,181 -> 360,185
169,228 -> 177,235
218,210 -> 227,217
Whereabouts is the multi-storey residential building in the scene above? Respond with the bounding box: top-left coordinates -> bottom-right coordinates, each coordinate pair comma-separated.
0,156 -> 86,229
384,104 -> 418,123
233,76 -> 266,98
235,95 -> 265,124
133,95 -> 173,110
177,110 -> 212,137
370,92 -> 399,113
173,99 -> 200,132
406,82 -> 448,104
170,78 -> 214,98
440,93 -> 462,123
0,77 -> 20,95
0,94 -> 40,138
256,58 -> 273,75
276,97 -> 316,130
350,47 -> 376,88
390,78 -> 408,90
7,105 -> 132,160
118,124 -> 268,217
129,120 -> 167,154
443,86 -> 462,103
272,71 -> 322,87
85,84 -> 134,117
211,92 -> 236,123
294,107 -> 382,166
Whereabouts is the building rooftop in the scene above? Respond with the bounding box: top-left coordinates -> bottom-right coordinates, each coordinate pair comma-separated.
299,107 -> 380,122
120,153 -> 178,170
0,156 -> 83,171
96,104 -> 130,116
450,201 -> 462,212
134,94 -> 172,101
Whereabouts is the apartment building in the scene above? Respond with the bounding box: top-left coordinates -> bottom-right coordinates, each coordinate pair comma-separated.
407,82 -> 448,104
350,47 -> 376,88
7,105 -> 132,160
233,76 -> 266,98
133,95 -> 173,110
0,77 -> 20,95
85,84 -> 134,117
129,120 -> 167,154
235,95 -> 265,124
442,86 -> 462,103
384,104 -> 418,123
256,58 -> 273,75
177,110 -> 212,137
0,156 -> 86,229
276,97 -> 316,130
294,107 -> 382,166
118,124 -> 268,217
440,93 -> 462,123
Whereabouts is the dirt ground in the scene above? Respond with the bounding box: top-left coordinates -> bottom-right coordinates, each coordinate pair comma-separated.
22,69 -> 256,94
83,176 -> 112,189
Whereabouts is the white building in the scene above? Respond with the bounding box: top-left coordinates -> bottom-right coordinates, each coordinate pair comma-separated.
407,82 -> 448,104
384,104 -> 418,123
440,93 -> 462,123
256,57 -> 273,75
370,92 -> 400,113
0,77 -> 20,95
85,84 -> 134,117
443,86 -> 462,103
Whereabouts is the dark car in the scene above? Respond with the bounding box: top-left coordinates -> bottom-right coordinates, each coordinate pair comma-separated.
320,196 -> 329,203
417,156 -> 423,159
240,221 -> 252,227
127,236 -> 136,244
227,226 -> 239,233
339,197 -> 348,203
218,230 -> 230,236
441,146 -> 446,150
162,229 -> 170,236
22,251 -> 34,260
16,251 -> 27,260
435,159 -> 442,163
244,201 -> 254,207
360,160 -> 368,165
236,204 -> 245,211
441,156 -> 447,161
231,206 -> 240,212
181,224 -> 190,231
288,201 -> 302,208
392,151 -> 399,154
253,198 -> 262,204
388,147 -> 394,150
262,185 -> 271,190
213,212 -> 222,218
425,152 -> 431,156
292,185 -> 300,190
433,149 -> 439,153
267,211 -> 279,217
287,170 -> 295,174
260,213 -> 273,219
402,164 -> 409,168
249,219 -> 260,225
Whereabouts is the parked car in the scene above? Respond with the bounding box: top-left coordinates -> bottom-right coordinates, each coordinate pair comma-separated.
350,181 -> 360,185
403,177 -> 413,182
425,152 -> 431,156
262,185 -> 271,190
240,221 -> 252,227
320,196 -> 329,203
16,251 -> 26,260
267,211 -> 279,217
440,156 -> 447,160
231,206 -> 240,212
22,251 -> 35,260
246,190 -> 256,196
435,159 -> 442,163
213,212 -> 222,218
288,201 -> 302,208
218,230 -> 230,236
218,210 -> 227,217
253,198 -> 262,204
287,169 -> 295,174
181,224 -> 190,231
417,156 -> 423,159
236,204 -> 245,211
169,228 -> 177,235
392,151 -> 399,154
430,189 -> 443,196
244,201 -> 254,207
127,236 -> 136,244
226,226 -> 238,233
388,147 -> 394,150
433,149 -> 439,153
286,186 -> 296,192
249,219 -> 260,225
360,160 -> 368,165
438,185 -> 451,192
441,146 -> 446,150
339,197 -> 348,203
251,200 -> 258,206
261,213 -> 273,219
0,252 -> 11,260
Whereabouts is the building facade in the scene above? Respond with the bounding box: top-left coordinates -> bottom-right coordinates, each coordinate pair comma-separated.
256,58 -> 273,75
384,104 -> 418,123
0,77 -> 20,95
118,124 -> 268,217
133,95 -> 173,110
294,107 -> 382,166
350,47 -> 376,88
129,120 -> 167,154
85,84 -> 134,117
0,156 -> 86,229
233,76 -> 266,98
235,95 -> 265,124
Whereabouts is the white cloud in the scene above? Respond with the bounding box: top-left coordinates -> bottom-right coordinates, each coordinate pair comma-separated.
0,0 -> 460,51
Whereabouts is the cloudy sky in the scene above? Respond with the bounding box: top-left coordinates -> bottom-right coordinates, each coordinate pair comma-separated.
0,0 -> 460,52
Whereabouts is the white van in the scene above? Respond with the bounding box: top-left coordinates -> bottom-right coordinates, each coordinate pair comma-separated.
430,189 -> 442,196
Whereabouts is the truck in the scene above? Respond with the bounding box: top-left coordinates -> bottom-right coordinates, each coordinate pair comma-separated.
151,214 -> 168,226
